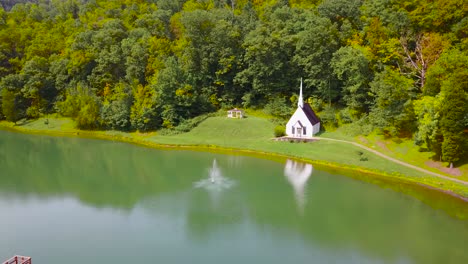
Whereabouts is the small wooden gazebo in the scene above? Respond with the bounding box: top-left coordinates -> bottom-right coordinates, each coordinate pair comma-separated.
227,108 -> 244,118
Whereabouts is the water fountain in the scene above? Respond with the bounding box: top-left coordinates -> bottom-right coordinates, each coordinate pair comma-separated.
194,159 -> 235,191
210,159 -> 220,183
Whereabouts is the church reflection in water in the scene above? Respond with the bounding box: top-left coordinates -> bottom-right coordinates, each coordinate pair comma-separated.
284,160 -> 313,213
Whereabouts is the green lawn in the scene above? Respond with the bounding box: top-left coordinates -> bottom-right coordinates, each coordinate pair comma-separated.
351,133 -> 468,182
1,115 -> 467,197
315,124 -> 468,182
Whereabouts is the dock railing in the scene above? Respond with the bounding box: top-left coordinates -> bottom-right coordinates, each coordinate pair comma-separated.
2,255 -> 31,264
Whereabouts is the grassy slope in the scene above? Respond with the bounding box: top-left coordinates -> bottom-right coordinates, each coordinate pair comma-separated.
362,134 -> 468,181
1,116 -> 467,197
323,127 -> 468,182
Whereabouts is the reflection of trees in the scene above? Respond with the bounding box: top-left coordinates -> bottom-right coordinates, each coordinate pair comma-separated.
0,131 -> 208,209
185,189 -> 246,241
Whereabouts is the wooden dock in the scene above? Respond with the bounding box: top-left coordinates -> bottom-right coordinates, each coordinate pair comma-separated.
2,256 -> 31,264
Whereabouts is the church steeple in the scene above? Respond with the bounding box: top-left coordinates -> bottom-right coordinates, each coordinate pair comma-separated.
298,78 -> 304,108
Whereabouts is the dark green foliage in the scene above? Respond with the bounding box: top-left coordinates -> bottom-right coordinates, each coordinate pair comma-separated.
101,100 -> 131,131
155,0 -> 185,14
294,13 -> 340,102
0,90 -> 3,120
331,46 -> 372,118
75,96 -> 101,130
235,6 -> 301,103
158,112 -> 214,135
130,105 -> 158,132
439,82 -> 467,166
318,0 -> 362,32
369,67 -> 416,136
22,56 -> 56,118
357,150 -> 368,161
154,57 -> 200,127
130,84 -> 158,132
1,73 -> 27,122
318,105 -> 338,128
1,87 -> 24,123
56,84 -> 102,129
100,82 -> 133,131
425,49 -> 468,96
264,96 -> 294,119
441,133 -> 463,167
174,113 -> 214,133
0,0 -> 465,163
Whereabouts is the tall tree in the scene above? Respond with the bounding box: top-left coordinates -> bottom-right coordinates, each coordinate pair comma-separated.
235,5 -> 301,105
21,56 -> 56,117
101,82 -> 132,131
122,28 -> 150,85
318,0 -> 362,42
369,67 -> 415,136
425,48 -> 468,96
130,83 -> 159,131
439,80 -> 468,168
331,45 -> 372,118
413,95 -> 440,150
294,12 -> 340,103
399,32 -> 450,90
0,74 -> 27,123
87,19 -> 128,91
154,57 -> 201,127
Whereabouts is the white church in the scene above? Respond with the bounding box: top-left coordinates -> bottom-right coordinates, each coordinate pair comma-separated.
285,79 -> 321,138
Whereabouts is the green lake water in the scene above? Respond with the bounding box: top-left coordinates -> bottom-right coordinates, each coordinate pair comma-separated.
0,130 -> 467,264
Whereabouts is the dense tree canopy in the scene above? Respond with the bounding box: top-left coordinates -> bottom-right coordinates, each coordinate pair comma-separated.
0,0 -> 466,165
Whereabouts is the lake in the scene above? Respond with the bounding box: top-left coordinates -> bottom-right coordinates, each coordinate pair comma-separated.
0,130 -> 467,264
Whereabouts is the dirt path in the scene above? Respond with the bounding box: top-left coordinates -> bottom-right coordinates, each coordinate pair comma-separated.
313,137 -> 468,186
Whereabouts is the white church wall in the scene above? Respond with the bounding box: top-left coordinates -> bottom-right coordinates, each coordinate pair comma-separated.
312,123 -> 320,135
286,108 -> 313,137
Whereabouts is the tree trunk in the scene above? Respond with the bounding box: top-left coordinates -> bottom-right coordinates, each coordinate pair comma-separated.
449,162 -> 453,169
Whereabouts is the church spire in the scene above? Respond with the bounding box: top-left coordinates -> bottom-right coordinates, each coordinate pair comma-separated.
298,78 -> 304,108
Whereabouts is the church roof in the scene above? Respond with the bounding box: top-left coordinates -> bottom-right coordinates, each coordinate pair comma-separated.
302,103 -> 320,125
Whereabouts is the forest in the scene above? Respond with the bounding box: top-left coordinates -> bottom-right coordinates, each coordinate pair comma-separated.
0,0 -> 466,166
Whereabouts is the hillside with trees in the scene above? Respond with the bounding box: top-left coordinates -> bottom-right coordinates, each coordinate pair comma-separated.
0,0 -> 466,167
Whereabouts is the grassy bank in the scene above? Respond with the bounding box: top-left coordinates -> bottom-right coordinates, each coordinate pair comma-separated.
1,116 -> 468,199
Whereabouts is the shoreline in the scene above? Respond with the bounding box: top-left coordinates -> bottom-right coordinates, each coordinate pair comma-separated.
1,122 -> 467,202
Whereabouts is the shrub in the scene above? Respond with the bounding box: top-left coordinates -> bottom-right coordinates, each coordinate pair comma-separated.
75,97 -> 101,130
308,96 -> 324,112
101,100 -> 131,131
357,150 -> 368,161
337,108 -> 355,125
319,106 -> 338,128
264,96 -> 294,119
159,112 -> 214,135
342,116 -> 374,136
274,125 -> 286,137
176,113 -> 214,132
0,98 -> 4,121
